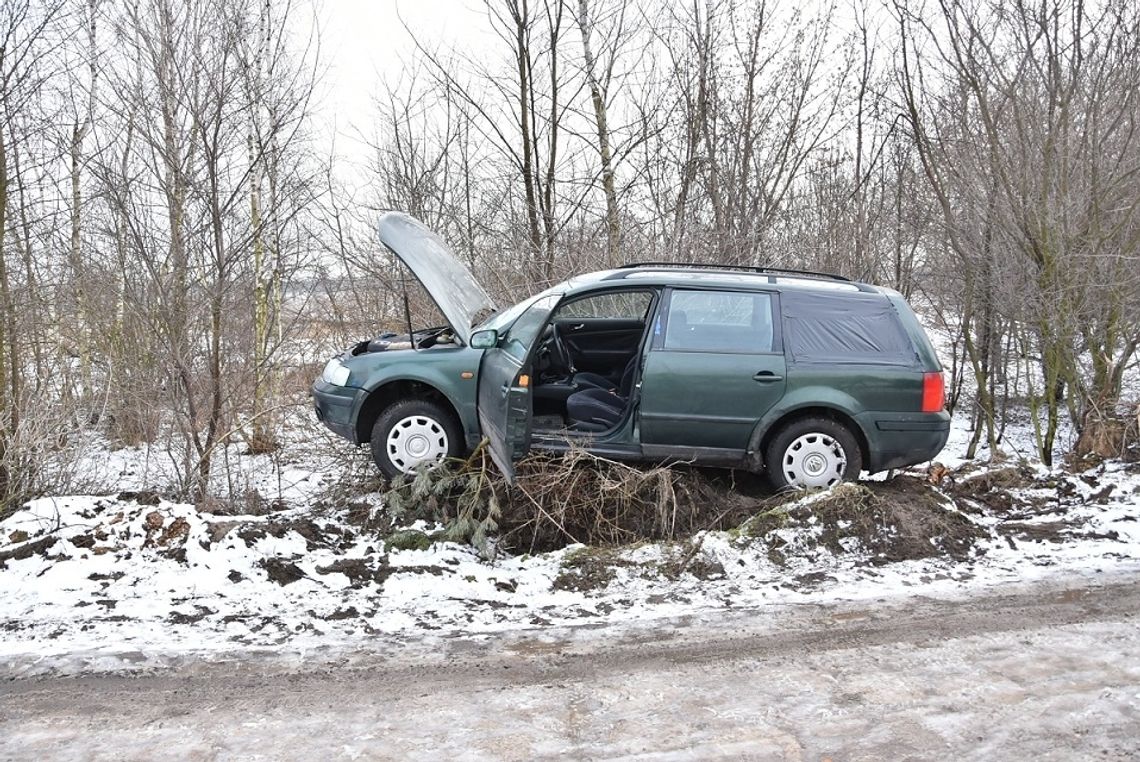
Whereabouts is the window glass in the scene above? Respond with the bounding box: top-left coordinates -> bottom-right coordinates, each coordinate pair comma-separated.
664,290 -> 774,353
557,291 -> 652,320
780,291 -> 916,365
502,294 -> 559,362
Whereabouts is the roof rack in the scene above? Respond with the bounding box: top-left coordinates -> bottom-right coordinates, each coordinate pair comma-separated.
617,261 -> 851,282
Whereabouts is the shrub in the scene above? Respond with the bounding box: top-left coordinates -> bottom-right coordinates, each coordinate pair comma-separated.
382,444 -> 761,557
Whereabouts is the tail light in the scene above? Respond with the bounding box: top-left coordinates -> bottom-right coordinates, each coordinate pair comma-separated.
921,371 -> 945,413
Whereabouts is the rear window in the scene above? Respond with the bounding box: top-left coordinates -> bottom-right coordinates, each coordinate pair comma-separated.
781,291 -> 916,366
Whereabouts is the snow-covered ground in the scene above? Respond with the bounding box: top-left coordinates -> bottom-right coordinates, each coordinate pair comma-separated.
2,404 -> 1139,677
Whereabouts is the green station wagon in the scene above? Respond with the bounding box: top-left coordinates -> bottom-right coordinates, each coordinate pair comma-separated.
313,212 -> 950,488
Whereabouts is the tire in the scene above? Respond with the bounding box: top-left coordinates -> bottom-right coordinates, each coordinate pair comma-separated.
765,416 -> 862,490
370,399 -> 463,479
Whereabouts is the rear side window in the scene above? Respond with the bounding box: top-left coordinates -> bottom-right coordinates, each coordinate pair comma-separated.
664,290 -> 775,353
780,291 -> 916,366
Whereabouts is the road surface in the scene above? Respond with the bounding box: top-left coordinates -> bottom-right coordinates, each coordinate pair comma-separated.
3,576 -> 1139,760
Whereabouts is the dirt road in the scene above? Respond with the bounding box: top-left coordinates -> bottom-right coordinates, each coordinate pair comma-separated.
3,576 -> 1139,760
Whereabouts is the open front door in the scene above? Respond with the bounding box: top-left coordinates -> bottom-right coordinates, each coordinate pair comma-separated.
477,294 -> 560,480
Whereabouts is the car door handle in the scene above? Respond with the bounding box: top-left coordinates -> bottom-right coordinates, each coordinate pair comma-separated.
752,371 -> 784,382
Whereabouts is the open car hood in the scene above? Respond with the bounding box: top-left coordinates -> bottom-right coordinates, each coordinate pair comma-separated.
377,212 -> 496,344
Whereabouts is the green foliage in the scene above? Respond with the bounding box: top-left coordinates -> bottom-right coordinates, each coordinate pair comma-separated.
738,504 -> 793,538
384,529 -> 432,552
382,444 -> 503,558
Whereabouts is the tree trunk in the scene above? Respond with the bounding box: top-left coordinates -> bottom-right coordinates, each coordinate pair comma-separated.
576,0 -> 620,264
0,131 -> 10,502
510,2 -> 543,260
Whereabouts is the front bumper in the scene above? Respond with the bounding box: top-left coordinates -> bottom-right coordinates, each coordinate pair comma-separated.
312,380 -> 361,442
859,410 -> 951,472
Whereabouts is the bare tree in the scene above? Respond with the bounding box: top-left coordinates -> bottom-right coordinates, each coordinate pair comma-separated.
895,0 -> 1140,464
639,0 -> 850,264
575,0 -> 622,262
0,0 -> 67,507
83,0 -> 319,496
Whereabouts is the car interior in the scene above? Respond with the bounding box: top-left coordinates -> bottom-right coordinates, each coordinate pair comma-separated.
530,290 -> 655,433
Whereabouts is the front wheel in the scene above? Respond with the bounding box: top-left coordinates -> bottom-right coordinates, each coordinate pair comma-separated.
370,399 -> 463,479
766,417 -> 862,490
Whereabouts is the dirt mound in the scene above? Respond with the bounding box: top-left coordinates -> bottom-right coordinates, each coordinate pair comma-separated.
741,477 -> 985,566
382,450 -> 1129,569
381,449 -> 993,565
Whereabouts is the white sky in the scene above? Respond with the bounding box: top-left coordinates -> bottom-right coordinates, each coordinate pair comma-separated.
303,0 -> 865,191
307,0 -> 496,179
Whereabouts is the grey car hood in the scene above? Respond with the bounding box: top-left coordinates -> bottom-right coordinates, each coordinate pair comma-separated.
377,212 -> 497,344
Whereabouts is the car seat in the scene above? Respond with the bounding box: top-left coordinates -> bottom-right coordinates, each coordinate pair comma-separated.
566,357 -> 638,430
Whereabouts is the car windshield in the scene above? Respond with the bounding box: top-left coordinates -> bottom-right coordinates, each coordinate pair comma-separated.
475,283 -> 565,333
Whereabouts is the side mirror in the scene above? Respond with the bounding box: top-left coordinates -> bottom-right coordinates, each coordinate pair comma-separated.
469,329 -> 499,349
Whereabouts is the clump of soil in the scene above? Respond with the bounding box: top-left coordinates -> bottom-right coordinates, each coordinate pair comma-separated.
551,548 -> 630,592
236,518 -> 327,551
315,557 -> 390,588
742,477 -> 986,565
552,536 -> 729,593
322,606 -> 360,621
658,540 -> 726,581
342,501 -> 391,534
946,464 -> 1045,516
261,557 -> 305,586
0,536 -> 58,569
168,605 -> 215,625
117,490 -> 163,506
552,538 -> 730,593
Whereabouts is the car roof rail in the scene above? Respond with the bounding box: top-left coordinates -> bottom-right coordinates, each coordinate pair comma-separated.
617,261 -> 852,282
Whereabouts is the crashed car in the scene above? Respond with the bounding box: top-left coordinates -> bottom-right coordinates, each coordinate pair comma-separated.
313,212 -> 949,488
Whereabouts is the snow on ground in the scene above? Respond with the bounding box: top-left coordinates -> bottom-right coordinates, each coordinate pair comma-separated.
3,404 -> 1139,678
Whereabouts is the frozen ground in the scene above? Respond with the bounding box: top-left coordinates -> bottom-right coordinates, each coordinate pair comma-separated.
1,410 -> 1138,679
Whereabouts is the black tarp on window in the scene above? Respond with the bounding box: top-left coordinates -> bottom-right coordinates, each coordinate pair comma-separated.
781,291 -> 917,366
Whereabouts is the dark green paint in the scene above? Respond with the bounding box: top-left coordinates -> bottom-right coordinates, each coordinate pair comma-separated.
313,268 -> 950,480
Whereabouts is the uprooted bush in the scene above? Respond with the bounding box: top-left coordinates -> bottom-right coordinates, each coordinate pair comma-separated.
382,444 -> 762,556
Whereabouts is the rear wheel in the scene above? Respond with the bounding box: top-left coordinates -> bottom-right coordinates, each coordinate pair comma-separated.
370,399 -> 462,479
766,417 -> 862,490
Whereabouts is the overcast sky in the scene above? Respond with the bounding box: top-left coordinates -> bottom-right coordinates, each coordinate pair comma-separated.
308,0 -> 496,180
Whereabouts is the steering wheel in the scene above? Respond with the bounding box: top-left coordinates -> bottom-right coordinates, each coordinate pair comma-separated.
550,322 -> 575,375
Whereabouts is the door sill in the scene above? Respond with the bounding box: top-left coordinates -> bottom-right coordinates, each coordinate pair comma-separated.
640,444 -> 749,468
531,433 -> 642,460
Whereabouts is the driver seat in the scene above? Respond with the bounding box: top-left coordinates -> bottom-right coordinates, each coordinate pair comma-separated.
566,357 -> 638,431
